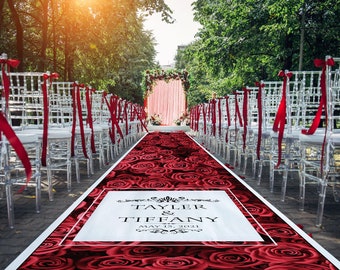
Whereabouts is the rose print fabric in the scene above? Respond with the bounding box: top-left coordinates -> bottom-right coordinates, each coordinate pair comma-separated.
17,132 -> 339,269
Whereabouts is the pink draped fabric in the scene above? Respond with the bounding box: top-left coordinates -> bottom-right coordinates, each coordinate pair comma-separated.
147,79 -> 186,126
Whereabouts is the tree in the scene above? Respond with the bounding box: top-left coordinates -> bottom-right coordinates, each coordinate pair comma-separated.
0,0 -> 173,103
177,0 -> 340,106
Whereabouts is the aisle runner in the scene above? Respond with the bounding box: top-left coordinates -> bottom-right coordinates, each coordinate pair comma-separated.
10,132 -> 340,269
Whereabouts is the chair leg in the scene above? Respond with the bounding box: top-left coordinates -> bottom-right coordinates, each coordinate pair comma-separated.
74,157 -> 80,183
67,160 -> 72,192
281,168 -> 288,202
6,182 -> 14,229
35,174 -> 41,213
47,166 -> 54,201
257,161 -> 263,185
299,163 -> 306,211
269,162 -> 275,193
316,181 -> 328,227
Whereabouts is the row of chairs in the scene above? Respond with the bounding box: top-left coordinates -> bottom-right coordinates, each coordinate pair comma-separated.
0,59 -> 147,228
190,56 -> 340,227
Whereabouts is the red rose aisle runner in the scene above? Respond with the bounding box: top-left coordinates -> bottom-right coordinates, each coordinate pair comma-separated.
8,132 -> 340,269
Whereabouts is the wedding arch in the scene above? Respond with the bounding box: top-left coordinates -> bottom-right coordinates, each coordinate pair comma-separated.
143,69 -> 190,126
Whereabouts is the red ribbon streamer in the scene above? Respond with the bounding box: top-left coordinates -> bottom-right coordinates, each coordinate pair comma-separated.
71,82 -> 88,158
255,81 -> 264,160
41,72 -> 59,166
123,101 -> 129,136
0,112 -> 32,191
103,93 -> 124,144
272,70 -> 293,168
218,98 -> 222,137
133,105 -> 148,132
202,104 -> 207,134
196,105 -> 201,132
210,99 -> 216,136
242,87 -> 250,150
85,86 -> 96,153
302,58 -> 334,174
234,91 -> 243,127
225,96 -> 231,143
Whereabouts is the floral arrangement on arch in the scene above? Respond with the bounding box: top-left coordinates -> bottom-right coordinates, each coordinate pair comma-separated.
148,113 -> 162,125
142,69 -> 190,97
174,111 -> 190,126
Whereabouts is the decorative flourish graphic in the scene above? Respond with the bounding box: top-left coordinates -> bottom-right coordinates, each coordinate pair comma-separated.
117,196 -> 220,204
136,227 -> 203,234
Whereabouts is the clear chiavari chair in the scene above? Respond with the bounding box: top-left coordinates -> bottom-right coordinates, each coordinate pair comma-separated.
269,71 -> 305,201
199,103 -> 209,146
215,98 -> 228,157
102,93 -> 126,157
205,98 -> 220,154
237,87 -> 259,174
55,82 -> 93,181
126,102 -> 147,145
225,91 -> 244,167
299,56 -> 340,226
199,99 -> 213,151
0,132 -> 42,228
91,89 -> 112,164
6,72 -> 72,201
79,86 -> 105,170
253,81 -> 283,184
0,64 -> 42,227
220,96 -> 231,161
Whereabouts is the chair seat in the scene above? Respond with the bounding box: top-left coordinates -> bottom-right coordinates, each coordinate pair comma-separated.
15,133 -> 39,144
299,129 -> 340,145
253,127 -> 271,136
270,129 -> 301,139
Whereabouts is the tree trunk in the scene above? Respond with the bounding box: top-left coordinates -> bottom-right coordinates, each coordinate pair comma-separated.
63,0 -> 74,81
298,4 -> 306,71
51,0 -> 57,71
7,0 -> 24,71
38,0 -> 49,71
283,33 -> 293,70
0,0 -> 5,33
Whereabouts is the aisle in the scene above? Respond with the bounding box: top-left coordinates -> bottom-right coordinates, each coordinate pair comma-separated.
8,132 -> 340,269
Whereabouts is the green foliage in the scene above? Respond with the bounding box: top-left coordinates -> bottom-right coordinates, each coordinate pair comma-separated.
0,0 -> 172,104
141,68 -> 190,99
2,0 -> 339,108
175,0 -> 340,107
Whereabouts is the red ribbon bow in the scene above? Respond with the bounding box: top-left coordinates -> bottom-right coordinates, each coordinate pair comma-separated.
0,58 -> 20,67
301,58 -> 334,135
1,58 -> 20,111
